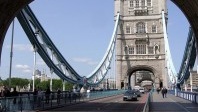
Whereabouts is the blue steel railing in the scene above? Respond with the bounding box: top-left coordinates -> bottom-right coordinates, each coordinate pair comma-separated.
142,88 -> 154,112
169,90 -> 198,104
0,90 -> 125,112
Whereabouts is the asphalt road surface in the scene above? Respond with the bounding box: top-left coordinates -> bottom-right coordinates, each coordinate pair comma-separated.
44,93 -> 148,112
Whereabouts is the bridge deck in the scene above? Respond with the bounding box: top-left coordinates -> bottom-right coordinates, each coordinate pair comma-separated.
150,91 -> 198,112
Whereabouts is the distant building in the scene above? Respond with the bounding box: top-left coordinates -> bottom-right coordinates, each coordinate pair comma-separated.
97,78 -> 116,90
33,69 -> 50,81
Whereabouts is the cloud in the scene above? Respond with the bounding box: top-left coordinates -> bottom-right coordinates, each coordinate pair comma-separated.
72,57 -> 98,65
15,64 -> 32,73
6,44 -> 33,52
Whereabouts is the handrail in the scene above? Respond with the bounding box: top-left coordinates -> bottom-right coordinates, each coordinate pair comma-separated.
0,90 -> 125,111
142,88 -> 153,112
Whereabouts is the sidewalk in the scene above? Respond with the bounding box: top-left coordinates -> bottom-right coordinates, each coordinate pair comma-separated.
150,92 -> 198,112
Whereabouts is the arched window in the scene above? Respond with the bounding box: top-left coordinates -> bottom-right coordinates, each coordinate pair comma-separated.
136,22 -> 146,33
154,44 -> 159,54
124,45 -> 129,55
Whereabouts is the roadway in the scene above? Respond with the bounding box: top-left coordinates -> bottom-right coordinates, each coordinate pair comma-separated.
43,93 -> 148,112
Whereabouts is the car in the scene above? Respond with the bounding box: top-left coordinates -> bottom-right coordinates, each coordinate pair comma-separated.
134,89 -> 141,97
123,90 -> 138,101
139,88 -> 145,93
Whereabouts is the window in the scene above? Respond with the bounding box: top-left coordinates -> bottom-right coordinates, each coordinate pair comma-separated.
136,40 -> 147,54
148,46 -> 153,54
129,0 -> 134,7
141,0 -> 145,6
126,26 -> 131,34
147,0 -> 151,6
154,45 -> 159,54
124,46 -> 128,55
129,46 -> 134,54
135,0 -> 139,8
152,25 -> 157,33
136,44 -> 146,54
136,22 -> 146,33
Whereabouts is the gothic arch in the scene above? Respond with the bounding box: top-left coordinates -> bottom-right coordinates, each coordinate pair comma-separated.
124,65 -> 163,88
126,65 -> 157,76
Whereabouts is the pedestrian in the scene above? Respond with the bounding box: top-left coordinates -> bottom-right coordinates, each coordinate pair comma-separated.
87,89 -> 90,98
45,86 -> 51,104
157,87 -> 160,94
33,88 -> 38,104
11,87 -> 19,104
164,87 -> 168,97
3,86 -> 11,97
161,87 -> 165,98
11,87 -> 19,110
3,87 -> 11,110
37,88 -> 43,107
57,88 -> 61,104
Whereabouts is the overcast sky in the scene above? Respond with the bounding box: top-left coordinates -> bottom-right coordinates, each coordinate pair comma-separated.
0,0 -> 189,80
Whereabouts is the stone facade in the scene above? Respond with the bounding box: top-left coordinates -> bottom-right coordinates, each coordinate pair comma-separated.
114,0 -> 168,89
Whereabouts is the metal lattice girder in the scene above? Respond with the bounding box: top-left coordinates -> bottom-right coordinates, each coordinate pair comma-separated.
17,5 -> 120,86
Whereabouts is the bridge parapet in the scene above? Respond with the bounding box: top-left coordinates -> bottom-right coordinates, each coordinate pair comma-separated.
176,91 -> 198,104
170,90 -> 198,104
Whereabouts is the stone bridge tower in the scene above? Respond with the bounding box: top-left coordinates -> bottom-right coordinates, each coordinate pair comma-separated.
115,0 -> 168,89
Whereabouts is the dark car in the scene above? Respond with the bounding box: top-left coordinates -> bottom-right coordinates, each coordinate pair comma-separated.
134,89 -> 141,97
123,90 -> 138,101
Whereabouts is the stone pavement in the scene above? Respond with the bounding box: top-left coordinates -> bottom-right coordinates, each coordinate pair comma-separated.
150,91 -> 198,112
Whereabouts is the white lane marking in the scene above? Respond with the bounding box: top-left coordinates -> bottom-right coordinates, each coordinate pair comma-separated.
168,97 -> 190,112
186,107 -> 198,108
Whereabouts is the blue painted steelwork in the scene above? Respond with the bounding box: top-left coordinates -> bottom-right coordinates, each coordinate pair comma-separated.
162,10 -> 197,86
16,5 -> 120,86
162,10 -> 197,87
177,28 -> 196,84
162,11 -> 177,84
86,12 -> 120,86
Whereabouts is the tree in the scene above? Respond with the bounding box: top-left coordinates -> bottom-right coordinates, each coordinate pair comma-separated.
3,77 -> 29,90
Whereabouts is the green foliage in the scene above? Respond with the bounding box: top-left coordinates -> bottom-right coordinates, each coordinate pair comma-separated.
1,77 -> 74,92
2,77 -> 29,88
65,82 -> 73,91
52,79 -> 62,91
37,80 -> 50,91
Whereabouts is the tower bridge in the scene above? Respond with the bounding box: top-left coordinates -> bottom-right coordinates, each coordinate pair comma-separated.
0,0 -> 197,90
115,0 -> 168,89
0,0 -> 198,111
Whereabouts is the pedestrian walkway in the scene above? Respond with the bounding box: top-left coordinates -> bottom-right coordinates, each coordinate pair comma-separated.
150,91 -> 198,112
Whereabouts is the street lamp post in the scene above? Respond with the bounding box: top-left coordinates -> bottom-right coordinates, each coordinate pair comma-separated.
50,51 -> 54,91
32,46 -> 37,91
175,75 -> 178,96
8,19 -> 15,90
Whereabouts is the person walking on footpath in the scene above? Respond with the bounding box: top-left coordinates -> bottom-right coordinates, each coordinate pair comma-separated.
161,87 -> 165,98
11,87 -> 19,110
157,87 -> 160,94
57,88 -> 61,104
164,87 -> 168,98
33,88 -> 38,104
45,86 -> 51,104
